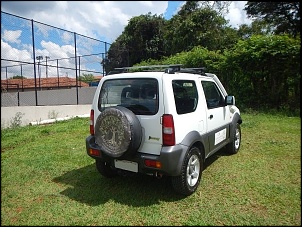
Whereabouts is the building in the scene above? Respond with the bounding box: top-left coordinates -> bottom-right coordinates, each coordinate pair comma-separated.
1,76 -> 104,92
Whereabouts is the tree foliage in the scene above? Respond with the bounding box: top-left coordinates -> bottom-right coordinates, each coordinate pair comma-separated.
177,1 -> 200,17
222,34 -> 300,112
137,34 -> 300,114
244,2 -> 300,37
137,46 -> 224,72
79,73 -> 95,83
197,1 -> 232,16
11,75 -> 26,79
103,1 -> 300,113
237,19 -> 274,39
164,7 -> 235,55
105,13 -> 166,73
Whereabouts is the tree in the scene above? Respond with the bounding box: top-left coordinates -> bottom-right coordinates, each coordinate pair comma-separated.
178,1 -> 232,17
164,7 -> 236,55
222,34 -> 300,111
197,1 -> 232,16
244,2 -> 300,37
237,19 -> 274,39
10,75 -> 26,79
105,13 -> 166,72
177,1 -> 199,17
104,37 -> 129,73
79,73 -> 95,83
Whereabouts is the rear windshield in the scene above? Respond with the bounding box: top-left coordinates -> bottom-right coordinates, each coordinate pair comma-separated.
98,78 -> 158,115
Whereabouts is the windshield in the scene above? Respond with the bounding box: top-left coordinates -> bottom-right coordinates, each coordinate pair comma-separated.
98,78 -> 158,115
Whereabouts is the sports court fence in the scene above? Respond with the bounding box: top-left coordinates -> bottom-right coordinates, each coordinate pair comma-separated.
1,11 -> 110,106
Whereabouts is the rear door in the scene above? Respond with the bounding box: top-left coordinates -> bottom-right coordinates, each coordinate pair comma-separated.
134,78 -> 164,155
97,77 -> 163,155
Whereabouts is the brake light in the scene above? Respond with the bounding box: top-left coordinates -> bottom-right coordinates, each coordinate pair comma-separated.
162,114 -> 175,146
90,109 -> 94,135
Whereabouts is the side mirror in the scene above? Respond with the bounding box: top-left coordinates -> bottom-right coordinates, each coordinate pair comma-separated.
225,95 -> 235,105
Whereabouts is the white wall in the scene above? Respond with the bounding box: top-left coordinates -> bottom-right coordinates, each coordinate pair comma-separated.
1,87 -> 96,106
1,104 -> 91,129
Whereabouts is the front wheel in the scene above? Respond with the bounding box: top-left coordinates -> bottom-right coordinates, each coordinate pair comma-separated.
226,123 -> 241,154
171,146 -> 203,196
96,159 -> 117,178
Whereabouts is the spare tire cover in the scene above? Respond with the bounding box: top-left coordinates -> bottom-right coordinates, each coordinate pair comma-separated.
95,106 -> 142,158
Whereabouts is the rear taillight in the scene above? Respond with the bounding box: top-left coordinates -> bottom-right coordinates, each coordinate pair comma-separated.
162,114 -> 175,146
90,109 -> 94,135
144,159 -> 162,169
89,148 -> 100,156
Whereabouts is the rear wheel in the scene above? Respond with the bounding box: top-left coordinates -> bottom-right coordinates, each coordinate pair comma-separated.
171,146 -> 203,196
96,159 -> 117,178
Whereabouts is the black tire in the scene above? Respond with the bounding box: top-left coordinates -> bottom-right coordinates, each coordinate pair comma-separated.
94,106 -> 142,158
96,159 -> 117,178
226,123 -> 241,154
171,146 -> 203,196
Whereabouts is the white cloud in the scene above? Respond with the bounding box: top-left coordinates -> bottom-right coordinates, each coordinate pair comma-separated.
1,1 -> 168,43
225,1 -> 252,28
2,30 -> 22,44
1,1 -> 251,42
1,39 -> 31,62
1,37 -> 82,79
1,39 -> 33,79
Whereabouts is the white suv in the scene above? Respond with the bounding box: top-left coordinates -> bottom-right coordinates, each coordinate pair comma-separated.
86,65 -> 242,196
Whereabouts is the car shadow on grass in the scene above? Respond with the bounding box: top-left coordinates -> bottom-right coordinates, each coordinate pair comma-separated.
53,163 -> 185,207
52,147 -> 231,207
203,146 -> 233,171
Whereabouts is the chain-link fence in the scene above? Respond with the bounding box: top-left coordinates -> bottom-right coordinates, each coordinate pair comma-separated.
1,11 -> 111,106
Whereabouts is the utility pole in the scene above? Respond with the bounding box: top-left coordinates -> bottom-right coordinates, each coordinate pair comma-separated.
36,56 -> 43,89
45,56 -> 50,78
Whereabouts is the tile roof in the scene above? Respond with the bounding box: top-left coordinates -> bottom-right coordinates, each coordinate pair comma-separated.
1,77 -> 93,90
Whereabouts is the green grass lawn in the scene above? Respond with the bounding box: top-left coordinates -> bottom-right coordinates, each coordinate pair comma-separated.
1,112 -> 301,226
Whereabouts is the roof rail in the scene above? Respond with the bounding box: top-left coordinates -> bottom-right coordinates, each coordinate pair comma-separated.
112,64 -> 207,75
115,64 -> 182,71
178,67 -> 206,75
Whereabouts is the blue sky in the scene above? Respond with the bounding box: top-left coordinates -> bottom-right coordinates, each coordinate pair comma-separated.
1,1 -> 251,79
164,1 -> 184,20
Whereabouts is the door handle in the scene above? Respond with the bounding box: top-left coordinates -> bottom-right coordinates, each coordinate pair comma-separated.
209,114 -> 213,119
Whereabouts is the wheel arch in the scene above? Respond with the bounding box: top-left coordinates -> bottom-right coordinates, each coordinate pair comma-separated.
167,132 -> 205,176
180,130 -> 207,161
230,113 -> 242,140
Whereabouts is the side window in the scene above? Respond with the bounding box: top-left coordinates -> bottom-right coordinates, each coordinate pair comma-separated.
201,81 -> 224,109
172,80 -> 198,114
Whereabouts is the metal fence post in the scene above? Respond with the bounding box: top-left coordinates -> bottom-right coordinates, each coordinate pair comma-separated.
74,32 -> 79,105
31,19 -> 38,106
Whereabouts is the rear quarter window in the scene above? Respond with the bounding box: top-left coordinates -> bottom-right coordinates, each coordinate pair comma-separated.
172,80 -> 198,114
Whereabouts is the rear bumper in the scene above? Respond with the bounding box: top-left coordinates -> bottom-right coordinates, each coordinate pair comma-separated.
86,135 -> 187,176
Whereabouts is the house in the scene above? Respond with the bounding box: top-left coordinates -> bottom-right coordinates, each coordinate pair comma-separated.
1,76 -> 94,92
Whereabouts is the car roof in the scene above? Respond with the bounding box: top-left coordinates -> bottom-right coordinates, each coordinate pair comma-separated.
102,71 -> 215,81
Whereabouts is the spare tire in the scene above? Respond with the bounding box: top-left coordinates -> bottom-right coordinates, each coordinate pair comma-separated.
95,106 -> 142,158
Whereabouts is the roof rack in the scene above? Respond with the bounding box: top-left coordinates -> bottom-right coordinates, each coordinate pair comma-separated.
111,64 -> 207,75
163,66 -> 207,75
115,64 -> 182,71
178,67 -> 207,75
